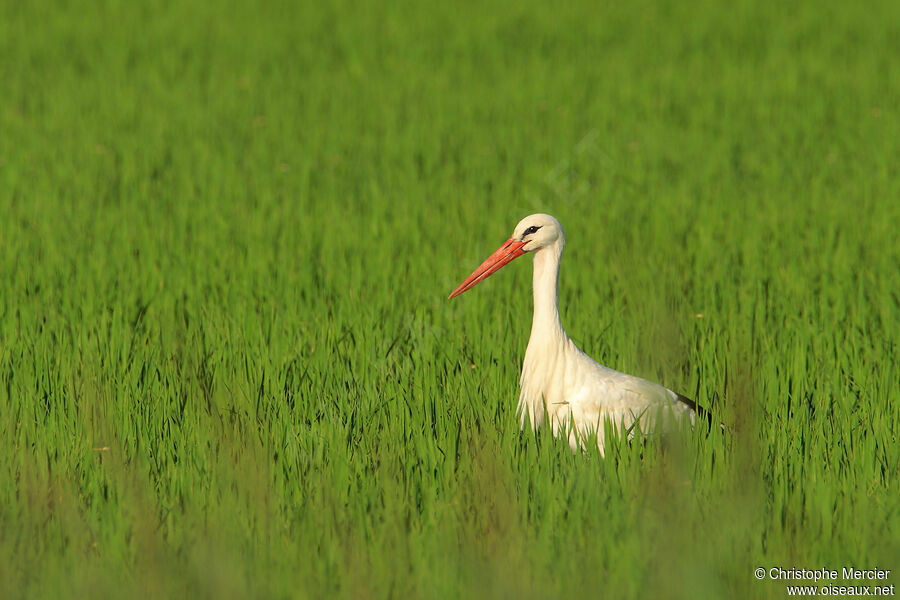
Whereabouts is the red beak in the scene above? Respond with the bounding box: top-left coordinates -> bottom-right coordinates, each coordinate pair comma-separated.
449,237 -> 527,299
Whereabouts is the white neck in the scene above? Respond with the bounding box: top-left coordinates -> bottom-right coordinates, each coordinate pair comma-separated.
530,239 -> 566,341
519,237 -> 572,431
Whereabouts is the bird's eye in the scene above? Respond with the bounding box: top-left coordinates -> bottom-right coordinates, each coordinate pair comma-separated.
523,225 -> 542,237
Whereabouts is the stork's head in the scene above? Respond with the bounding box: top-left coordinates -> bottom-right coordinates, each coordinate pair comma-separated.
448,213 -> 565,299
512,213 -> 564,252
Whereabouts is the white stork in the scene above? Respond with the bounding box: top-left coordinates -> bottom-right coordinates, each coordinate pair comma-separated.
449,213 -> 698,455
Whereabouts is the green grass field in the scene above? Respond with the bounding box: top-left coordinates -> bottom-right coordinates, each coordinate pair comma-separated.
1,0 -> 898,597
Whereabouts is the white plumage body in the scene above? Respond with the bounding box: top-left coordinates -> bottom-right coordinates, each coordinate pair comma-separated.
450,213 -> 695,455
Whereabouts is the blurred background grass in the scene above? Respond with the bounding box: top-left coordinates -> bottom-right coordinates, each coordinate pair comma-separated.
0,0 -> 898,598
